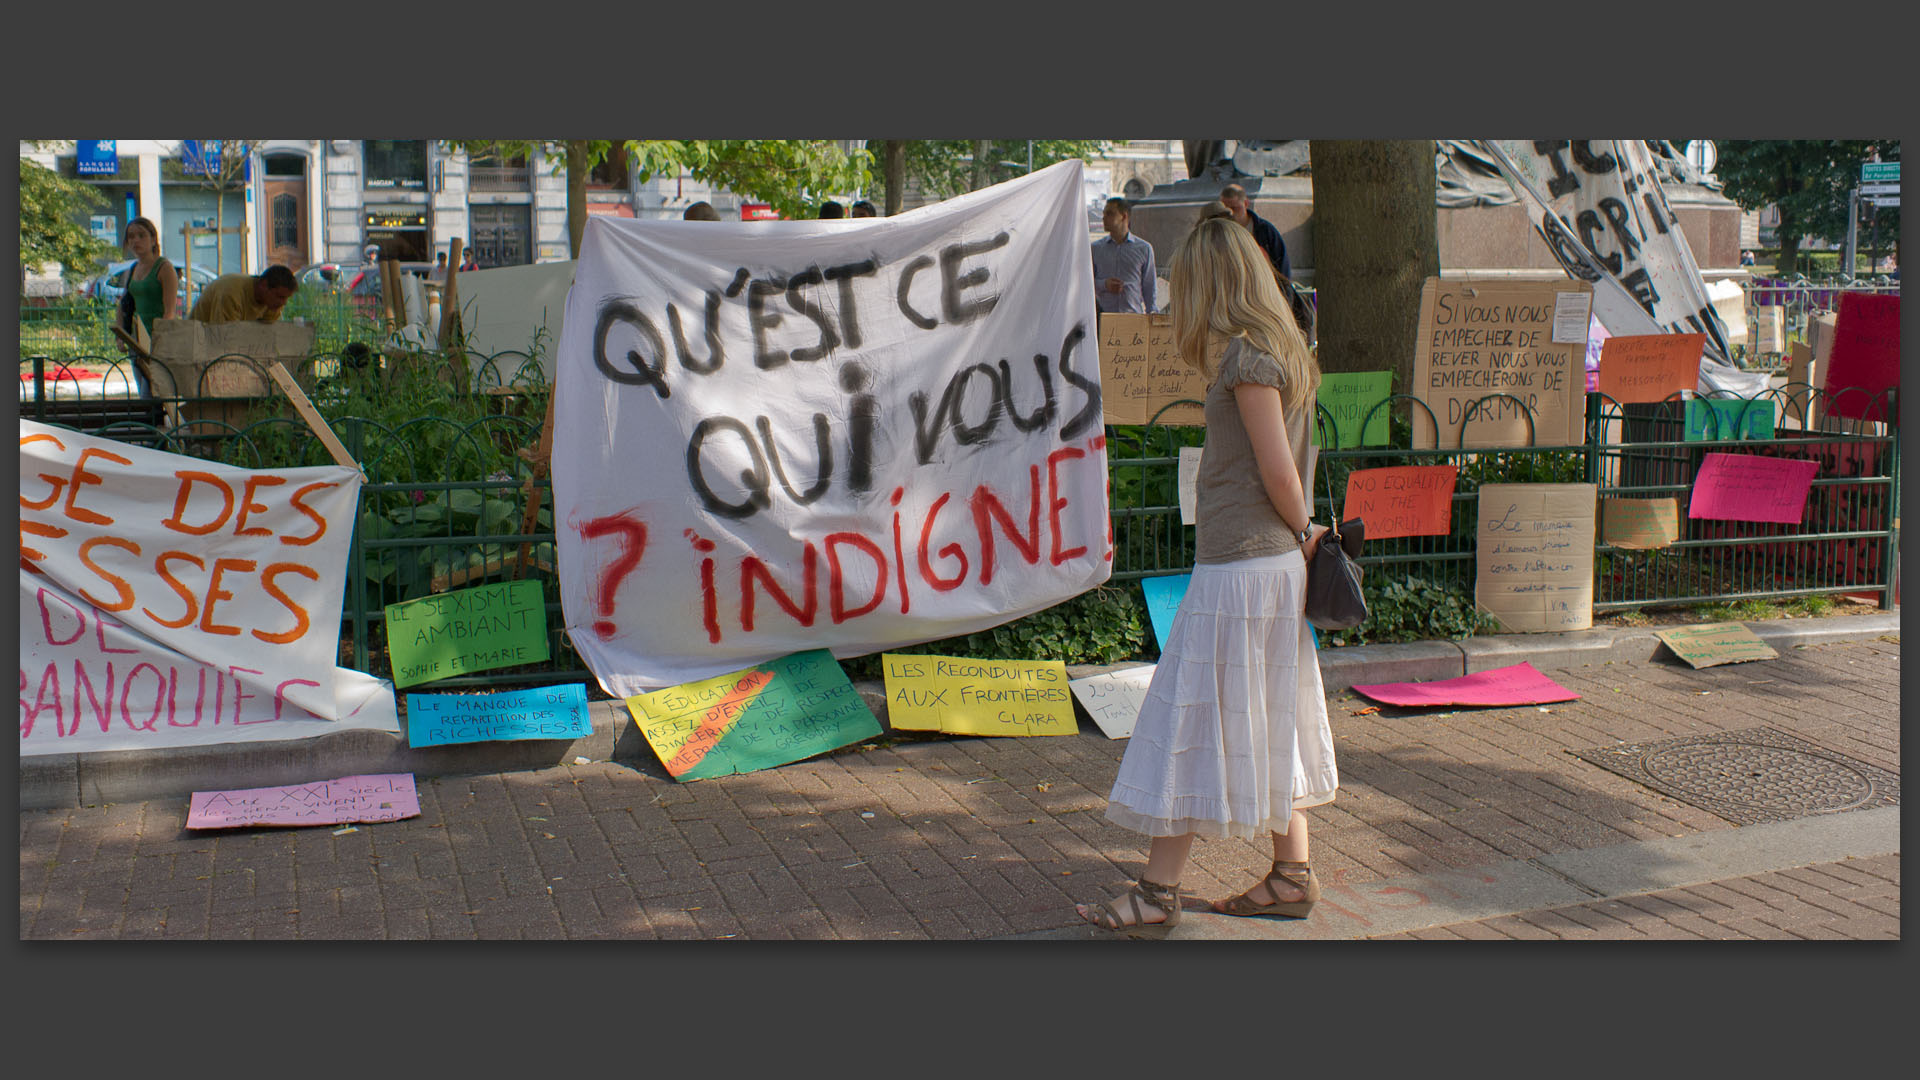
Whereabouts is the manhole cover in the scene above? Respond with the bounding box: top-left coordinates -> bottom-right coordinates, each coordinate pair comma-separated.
1569,727 -> 1900,826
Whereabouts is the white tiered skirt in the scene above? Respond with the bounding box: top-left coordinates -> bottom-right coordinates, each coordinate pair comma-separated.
1106,551 -> 1338,839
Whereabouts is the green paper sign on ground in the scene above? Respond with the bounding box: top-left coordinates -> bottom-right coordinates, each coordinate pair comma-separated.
624,649 -> 882,781
1685,398 -> 1775,442
1655,623 -> 1779,669
384,579 -> 550,688
1318,371 -> 1394,449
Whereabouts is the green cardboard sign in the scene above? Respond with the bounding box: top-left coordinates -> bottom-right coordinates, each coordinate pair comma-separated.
1318,371 -> 1394,449
624,649 -> 882,781
1684,398 -> 1775,442
384,579 -> 550,688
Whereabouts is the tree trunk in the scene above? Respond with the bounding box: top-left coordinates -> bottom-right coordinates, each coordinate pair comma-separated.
215,188 -> 226,273
1307,140 -> 1439,394
884,140 -> 905,216
566,140 -> 589,256
1774,209 -> 1801,278
970,140 -> 992,192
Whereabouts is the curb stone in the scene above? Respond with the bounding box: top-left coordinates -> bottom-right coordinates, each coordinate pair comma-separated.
16,611 -> 1899,811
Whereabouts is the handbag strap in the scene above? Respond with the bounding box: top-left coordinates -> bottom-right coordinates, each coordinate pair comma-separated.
1319,446 -> 1343,541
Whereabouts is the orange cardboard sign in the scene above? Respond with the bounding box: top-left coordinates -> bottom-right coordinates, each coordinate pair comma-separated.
1343,465 -> 1459,539
1597,333 -> 1705,404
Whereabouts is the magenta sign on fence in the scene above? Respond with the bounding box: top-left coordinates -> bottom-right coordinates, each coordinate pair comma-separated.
1688,452 -> 1818,525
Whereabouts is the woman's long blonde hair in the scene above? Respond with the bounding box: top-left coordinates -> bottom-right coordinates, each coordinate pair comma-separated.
1170,216 -> 1318,411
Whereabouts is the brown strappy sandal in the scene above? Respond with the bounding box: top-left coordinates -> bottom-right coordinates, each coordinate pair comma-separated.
1212,859 -> 1318,918
1080,877 -> 1184,939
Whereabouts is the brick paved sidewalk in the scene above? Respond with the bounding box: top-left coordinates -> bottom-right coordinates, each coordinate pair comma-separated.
1368,854 -> 1899,940
18,636 -> 1899,940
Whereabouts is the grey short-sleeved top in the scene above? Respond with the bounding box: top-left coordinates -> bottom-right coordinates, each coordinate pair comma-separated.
1194,337 -> 1315,564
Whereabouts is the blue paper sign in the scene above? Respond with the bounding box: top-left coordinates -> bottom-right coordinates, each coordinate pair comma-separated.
1140,570 -> 1319,652
76,140 -> 118,175
1139,574 -> 1190,651
405,683 -> 592,748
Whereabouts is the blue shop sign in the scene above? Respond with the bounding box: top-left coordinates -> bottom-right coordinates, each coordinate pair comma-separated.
76,140 -> 119,175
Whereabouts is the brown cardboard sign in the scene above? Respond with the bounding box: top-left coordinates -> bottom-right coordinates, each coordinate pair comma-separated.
1475,483 -> 1596,633
1096,312 -> 1208,426
1413,278 -> 1589,449
1601,497 -> 1680,550
1654,623 -> 1779,668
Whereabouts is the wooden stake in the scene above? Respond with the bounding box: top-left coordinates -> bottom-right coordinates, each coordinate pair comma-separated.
511,390 -> 559,580
438,238 -> 464,351
267,361 -> 364,478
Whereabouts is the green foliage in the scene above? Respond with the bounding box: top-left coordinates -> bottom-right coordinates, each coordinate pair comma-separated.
891,140 -> 1110,200
1323,574 -> 1498,647
443,139 -> 873,222
1713,141 -> 1899,275
838,585 -> 1149,680
19,154 -> 118,282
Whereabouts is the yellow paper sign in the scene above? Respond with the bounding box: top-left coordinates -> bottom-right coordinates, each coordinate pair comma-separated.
881,653 -> 1077,736
1601,498 -> 1680,550
1654,623 -> 1779,668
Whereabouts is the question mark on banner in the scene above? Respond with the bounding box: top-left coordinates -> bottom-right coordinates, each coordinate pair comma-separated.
577,513 -> 649,640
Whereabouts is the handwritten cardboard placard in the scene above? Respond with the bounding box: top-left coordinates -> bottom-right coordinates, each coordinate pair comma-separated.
1684,397 -> 1776,442
1597,332 -> 1705,404
882,654 -> 1076,736
1343,465 -> 1458,539
1654,623 -> 1779,669
1139,573 -> 1189,651
1821,291 -> 1899,422
1475,483 -> 1597,633
1317,371 -> 1393,449
1687,452 -> 1817,524
1413,278 -> 1589,449
1350,662 -> 1579,708
186,774 -> 421,829
1097,312 -> 1209,426
625,649 -> 880,781
1068,664 -> 1156,739
1600,498 -> 1680,550
385,579 -> 550,688
406,683 -> 592,747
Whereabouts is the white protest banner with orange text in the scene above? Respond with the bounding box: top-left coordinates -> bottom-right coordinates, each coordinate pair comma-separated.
20,420 -> 397,755
553,162 -> 1111,695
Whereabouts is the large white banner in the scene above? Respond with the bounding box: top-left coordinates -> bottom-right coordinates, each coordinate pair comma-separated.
554,161 -> 1111,694
20,421 -> 398,755
1482,140 -> 1737,368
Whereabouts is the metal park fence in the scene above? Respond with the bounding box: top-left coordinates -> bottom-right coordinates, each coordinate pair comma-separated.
17,336 -> 1899,689
1734,277 -> 1900,369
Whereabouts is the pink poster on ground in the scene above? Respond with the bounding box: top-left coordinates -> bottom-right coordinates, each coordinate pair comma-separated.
1687,452 -> 1818,524
1350,662 -> 1580,707
186,774 -> 421,829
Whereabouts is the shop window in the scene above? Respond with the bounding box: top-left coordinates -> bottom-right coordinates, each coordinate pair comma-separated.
365,140 -> 427,189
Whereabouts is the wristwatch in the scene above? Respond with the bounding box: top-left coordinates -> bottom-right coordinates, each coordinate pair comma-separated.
1295,525 -> 1313,546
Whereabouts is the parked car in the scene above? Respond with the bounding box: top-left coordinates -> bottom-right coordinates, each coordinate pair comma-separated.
296,262 -> 382,298
90,259 -> 220,309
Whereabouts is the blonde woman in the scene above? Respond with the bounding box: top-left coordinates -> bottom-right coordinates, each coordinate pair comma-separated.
1077,216 -> 1337,937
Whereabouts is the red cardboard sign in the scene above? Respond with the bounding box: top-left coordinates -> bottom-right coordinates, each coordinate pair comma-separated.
1687,452 -> 1818,524
1343,465 -> 1459,539
1821,292 -> 1899,422
1597,332 -> 1706,404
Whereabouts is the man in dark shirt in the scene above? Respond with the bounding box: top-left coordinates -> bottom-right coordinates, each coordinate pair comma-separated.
1221,183 -> 1290,279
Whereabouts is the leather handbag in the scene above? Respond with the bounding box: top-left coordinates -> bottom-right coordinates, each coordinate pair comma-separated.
1304,464 -> 1367,630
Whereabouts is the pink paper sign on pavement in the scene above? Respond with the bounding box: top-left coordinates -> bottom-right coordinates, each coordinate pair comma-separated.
1350,662 -> 1580,708
186,774 -> 421,829
1687,452 -> 1818,524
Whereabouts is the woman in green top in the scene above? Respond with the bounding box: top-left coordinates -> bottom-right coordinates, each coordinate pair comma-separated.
120,216 -> 178,339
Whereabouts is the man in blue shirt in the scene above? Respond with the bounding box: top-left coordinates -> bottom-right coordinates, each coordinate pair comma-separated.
1091,197 -> 1157,313
1221,183 -> 1291,279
